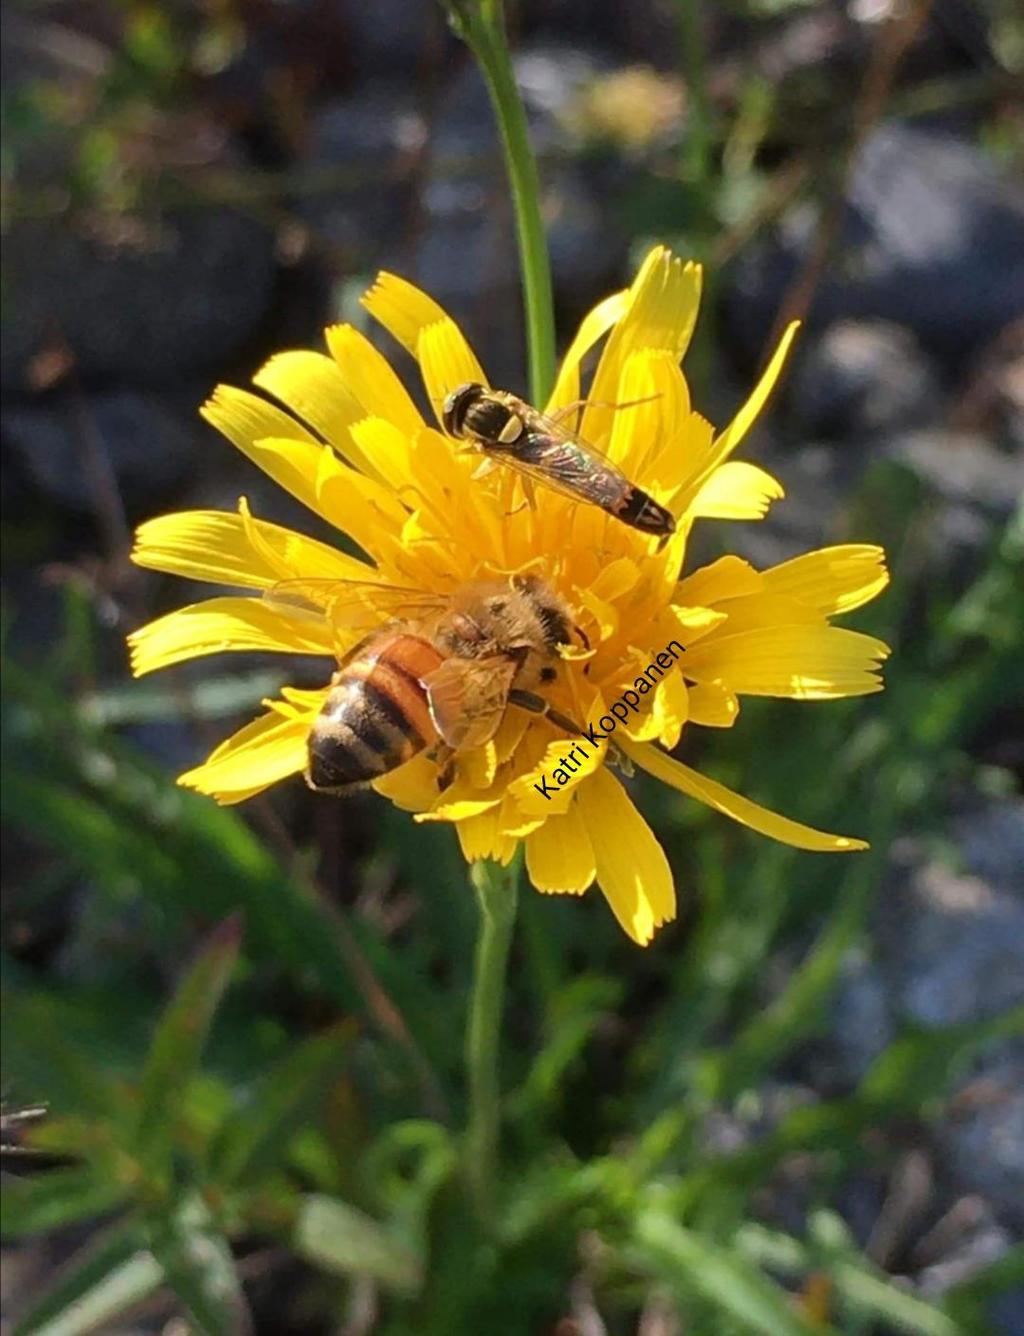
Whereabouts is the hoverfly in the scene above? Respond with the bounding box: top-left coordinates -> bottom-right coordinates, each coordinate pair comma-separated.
442,383 -> 676,547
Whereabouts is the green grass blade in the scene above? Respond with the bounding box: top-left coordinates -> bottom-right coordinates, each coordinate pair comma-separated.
11,1224 -> 163,1336
294,1193 -> 422,1294
146,1192 -> 250,1336
634,1206 -> 836,1335
209,1020 -> 356,1185
135,915 -> 242,1168
1,1167 -> 128,1239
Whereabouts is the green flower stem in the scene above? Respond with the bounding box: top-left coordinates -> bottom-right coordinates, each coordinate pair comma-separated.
465,854 -> 520,1226
448,2 -> 556,405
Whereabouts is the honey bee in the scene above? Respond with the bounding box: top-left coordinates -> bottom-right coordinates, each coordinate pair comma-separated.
266,574 -> 582,793
442,383 -> 676,547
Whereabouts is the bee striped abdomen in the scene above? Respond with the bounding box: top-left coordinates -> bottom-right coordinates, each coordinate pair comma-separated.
306,633 -> 442,792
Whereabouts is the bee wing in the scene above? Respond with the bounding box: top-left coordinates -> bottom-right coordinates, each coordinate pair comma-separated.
422,656 -> 518,751
263,578 -> 451,635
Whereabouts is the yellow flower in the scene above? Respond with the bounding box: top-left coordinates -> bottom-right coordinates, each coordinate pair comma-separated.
129,247 -> 889,945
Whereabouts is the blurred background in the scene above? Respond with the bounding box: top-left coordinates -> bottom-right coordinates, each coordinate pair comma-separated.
2,1 -> 1022,1332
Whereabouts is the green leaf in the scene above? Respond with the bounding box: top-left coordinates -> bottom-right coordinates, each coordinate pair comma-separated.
12,1223 -> 163,1336
860,1004 -> 1024,1110
510,975 -> 622,1123
634,1205 -> 835,1336
146,1193 -> 250,1336
135,916 -> 242,1168
0,990 -> 129,1122
209,1020 -> 356,1186
294,1193 -> 422,1294
738,1219 -> 961,1336
1,1167 -> 128,1239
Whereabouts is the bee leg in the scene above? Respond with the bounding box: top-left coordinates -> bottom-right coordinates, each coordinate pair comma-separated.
508,689 -> 582,736
427,743 -> 457,792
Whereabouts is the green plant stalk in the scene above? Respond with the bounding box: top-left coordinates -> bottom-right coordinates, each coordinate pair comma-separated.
449,4 -> 556,405
464,855 -> 520,1226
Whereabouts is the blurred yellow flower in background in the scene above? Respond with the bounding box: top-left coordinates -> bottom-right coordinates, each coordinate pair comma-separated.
129,246 -> 889,944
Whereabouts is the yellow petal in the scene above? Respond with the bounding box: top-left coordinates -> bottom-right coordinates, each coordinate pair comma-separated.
584,249 -> 702,446
417,319 -> 489,427
605,349 -> 690,480
654,411 -> 715,500
373,751 -> 442,812
649,665 -> 689,749
129,597 -> 334,677
508,734 -> 607,817
545,289 -> 629,415
203,384 -> 402,547
456,811 -> 518,865
131,509 -> 372,589
761,545 -> 890,615
683,624 -> 890,698
252,352 -> 364,461
686,461 -> 785,521
578,768 -> 675,945
325,323 -> 424,438
178,691 -> 327,805
524,800 -> 596,895
361,271 -> 487,422
202,386 -> 340,518
621,737 -> 868,851
305,442 -> 411,556
708,321 -> 799,465
686,681 -> 740,727
675,555 -> 762,607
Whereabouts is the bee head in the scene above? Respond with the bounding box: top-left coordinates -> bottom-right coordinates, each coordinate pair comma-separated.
442,383 -> 486,438
512,573 -> 572,650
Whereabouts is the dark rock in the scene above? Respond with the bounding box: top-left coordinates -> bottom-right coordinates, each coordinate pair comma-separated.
1,210 -> 277,394
727,122 -> 1024,367
332,0 -> 450,76
298,88 -> 424,265
952,320 -> 1024,451
411,46 -> 628,390
2,390 -> 200,516
882,430 -> 1024,518
916,1197 -> 1015,1296
790,320 -> 942,440
827,949 -> 894,1087
953,798 -> 1024,901
879,853 -> 1024,1030
936,1048 -> 1024,1224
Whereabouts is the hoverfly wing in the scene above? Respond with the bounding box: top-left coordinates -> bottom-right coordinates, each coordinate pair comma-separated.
504,423 -> 635,512
422,655 -> 518,750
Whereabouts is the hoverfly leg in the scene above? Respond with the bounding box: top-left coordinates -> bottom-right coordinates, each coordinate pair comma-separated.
549,393 -> 663,432
508,689 -> 581,737
470,456 -> 499,481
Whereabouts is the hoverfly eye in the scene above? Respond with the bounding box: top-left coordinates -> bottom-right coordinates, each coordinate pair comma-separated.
442,383 -> 482,438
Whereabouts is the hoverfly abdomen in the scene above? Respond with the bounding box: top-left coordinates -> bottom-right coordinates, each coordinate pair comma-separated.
618,489 -> 676,540
306,633 -> 442,793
